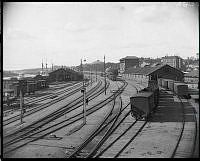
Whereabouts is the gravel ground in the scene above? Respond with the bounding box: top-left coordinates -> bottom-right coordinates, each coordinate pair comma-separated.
4,79 -> 198,158
5,78 -> 122,158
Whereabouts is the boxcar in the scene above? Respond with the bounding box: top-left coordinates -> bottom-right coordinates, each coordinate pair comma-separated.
147,80 -> 159,107
130,92 -> 154,120
174,82 -> 189,98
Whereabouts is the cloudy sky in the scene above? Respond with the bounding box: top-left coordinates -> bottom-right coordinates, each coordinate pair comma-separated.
3,2 -> 199,70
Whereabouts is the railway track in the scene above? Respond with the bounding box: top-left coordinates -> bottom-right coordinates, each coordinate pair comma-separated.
3,81 -> 89,126
4,80 -> 103,138
66,81 -> 150,158
170,92 -> 197,158
23,81 -> 80,104
3,79 -> 113,155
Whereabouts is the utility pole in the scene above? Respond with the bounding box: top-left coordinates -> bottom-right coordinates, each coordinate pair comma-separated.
91,68 -> 92,85
81,59 -> 86,124
96,64 -> 97,82
46,59 -> 48,75
104,55 -> 106,95
42,59 -> 44,75
19,80 -> 25,124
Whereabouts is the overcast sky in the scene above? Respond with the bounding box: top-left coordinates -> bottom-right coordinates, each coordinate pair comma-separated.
3,2 -> 199,70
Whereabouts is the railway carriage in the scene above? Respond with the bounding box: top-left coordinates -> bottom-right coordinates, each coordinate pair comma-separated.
130,92 -> 154,120
174,82 -> 189,98
159,78 -> 190,98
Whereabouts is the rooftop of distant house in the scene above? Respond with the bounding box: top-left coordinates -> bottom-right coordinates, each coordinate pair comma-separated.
162,56 -> 182,59
120,56 -> 139,61
184,70 -> 199,78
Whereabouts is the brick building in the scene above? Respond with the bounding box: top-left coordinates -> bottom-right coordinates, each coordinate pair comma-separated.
119,56 -> 139,74
161,56 -> 183,70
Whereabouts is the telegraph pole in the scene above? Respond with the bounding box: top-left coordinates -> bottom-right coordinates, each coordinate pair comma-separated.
91,68 -> 92,85
42,59 -> 44,75
104,55 -> 106,95
20,88 -> 23,124
19,80 -> 25,124
96,64 -> 97,82
46,59 -> 48,75
81,59 -> 86,124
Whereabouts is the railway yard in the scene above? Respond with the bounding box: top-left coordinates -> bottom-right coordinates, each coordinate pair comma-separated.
3,1 -> 199,159
2,75 -> 198,158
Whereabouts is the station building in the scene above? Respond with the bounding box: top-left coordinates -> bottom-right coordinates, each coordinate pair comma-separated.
122,64 -> 184,83
119,56 -> 139,74
48,68 -> 83,83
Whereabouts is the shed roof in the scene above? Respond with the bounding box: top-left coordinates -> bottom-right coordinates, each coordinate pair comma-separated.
124,64 -> 164,75
123,64 -> 183,76
184,70 -> 199,78
48,67 -> 82,75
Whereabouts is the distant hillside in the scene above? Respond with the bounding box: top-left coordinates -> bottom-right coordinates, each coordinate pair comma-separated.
3,71 -> 19,77
75,62 -> 120,72
8,65 -> 67,75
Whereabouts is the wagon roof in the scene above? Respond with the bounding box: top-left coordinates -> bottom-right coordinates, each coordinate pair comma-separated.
131,91 -> 153,98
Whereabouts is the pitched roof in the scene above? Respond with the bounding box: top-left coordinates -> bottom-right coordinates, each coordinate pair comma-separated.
48,67 -> 81,75
162,56 -> 182,59
123,64 -> 183,76
120,56 -> 138,61
123,64 -> 165,75
184,70 -> 199,78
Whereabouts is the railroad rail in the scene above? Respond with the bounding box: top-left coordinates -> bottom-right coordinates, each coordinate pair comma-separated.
67,81 -> 128,158
66,81 -> 150,158
3,79 -> 110,155
170,92 -> 197,158
23,81 -> 81,104
3,81 -> 88,126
